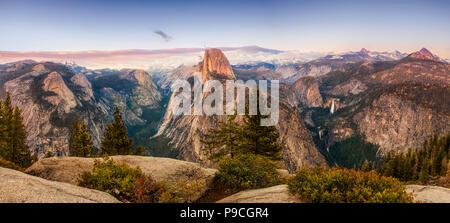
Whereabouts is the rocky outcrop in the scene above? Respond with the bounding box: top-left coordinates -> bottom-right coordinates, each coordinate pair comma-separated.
354,94 -> 450,154
308,49 -> 449,159
71,73 -> 94,101
156,49 -> 326,172
92,69 -> 162,127
287,76 -> 323,107
406,48 -> 440,61
328,79 -> 367,96
276,63 -> 333,84
25,155 -> 217,200
43,71 -> 77,112
154,65 -> 196,89
406,185 -> 450,203
1,62 -> 108,157
277,106 -> 326,170
196,48 -> 235,83
216,185 -> 301,203
0,167 -> 120,203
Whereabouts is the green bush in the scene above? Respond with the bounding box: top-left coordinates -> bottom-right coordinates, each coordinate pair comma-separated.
288,167 -> 413,203
214,154 -> 281,192
78,156 -> 145,201
0,157 -> 23,171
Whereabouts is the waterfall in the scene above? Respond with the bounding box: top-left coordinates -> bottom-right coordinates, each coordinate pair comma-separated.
330,99 -> 336,114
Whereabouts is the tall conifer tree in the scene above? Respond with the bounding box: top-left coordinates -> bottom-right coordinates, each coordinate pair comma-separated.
70,117 -> 95,157
69,117 -> 81,156
12,106 -> 33,167
202,115 -> 242,162
101,107 -> 134,155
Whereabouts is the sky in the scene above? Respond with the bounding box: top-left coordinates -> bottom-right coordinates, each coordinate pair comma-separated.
0,0 -> 449,58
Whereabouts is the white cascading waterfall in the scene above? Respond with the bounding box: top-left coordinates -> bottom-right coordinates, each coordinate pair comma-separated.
330,99 -> 336,114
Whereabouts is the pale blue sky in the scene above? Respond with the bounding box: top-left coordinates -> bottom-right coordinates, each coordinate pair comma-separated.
0,0 -> 449,57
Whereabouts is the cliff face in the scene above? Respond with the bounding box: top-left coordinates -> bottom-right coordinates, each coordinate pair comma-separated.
286,76 -> 323,108
155,65 -> 196,89
0,62 -> 163,157
91,69 -> 162,126
88,68 -> 163,147
156,49 -> 325,172
196,48 -> 235,83
354,94 -> 450,154
0,63 -> 108,157
307,48 -> 450,158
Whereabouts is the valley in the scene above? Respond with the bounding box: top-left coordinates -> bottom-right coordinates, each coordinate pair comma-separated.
0,47 -> 448,170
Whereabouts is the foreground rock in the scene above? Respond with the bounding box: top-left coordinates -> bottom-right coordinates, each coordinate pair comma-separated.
216,185 -> 301,203
406,185 -> 450,203
0,167 -> 119,203
25,155 -> 217,201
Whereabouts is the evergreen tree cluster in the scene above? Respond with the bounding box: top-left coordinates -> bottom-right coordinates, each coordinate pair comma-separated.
70,107 -> 142,157
378,133 -> 450,183
202,110 -> 282,162
0,92 -> 36,168
69,117 -> 95,157
100,107 -> 135,155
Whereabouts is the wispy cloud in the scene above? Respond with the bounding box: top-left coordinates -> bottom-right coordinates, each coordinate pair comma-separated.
154,30 -> 172,42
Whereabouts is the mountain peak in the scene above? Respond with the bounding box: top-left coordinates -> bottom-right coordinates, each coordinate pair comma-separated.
196,48 -> 235,83
407,48 -> 438,61
359,48 -> 369,54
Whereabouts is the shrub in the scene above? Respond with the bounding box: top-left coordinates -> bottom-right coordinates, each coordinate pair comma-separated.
0,157 -> 23,171
77,156 -> 145,201
157,179 -> 205,203
214,153 -> 281,192
131,175 -> 165,203
288,167 -> 413,203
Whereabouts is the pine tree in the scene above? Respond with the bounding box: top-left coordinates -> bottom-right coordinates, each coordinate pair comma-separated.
202,89 -> 283,162
202,115 -> 242,162
12,106 -> 33,167
1,93 -> 14,162
70,117 -> 95,157
101,107 -> 134,155
239,111 -> 282,161
418,160 -> 430,184
0,99 -> 6,159
0,93 -> 34,168
360,160 -> 373,171
69,117 -> 81,156
134,145 -> 146,156
78,121 -> 95,157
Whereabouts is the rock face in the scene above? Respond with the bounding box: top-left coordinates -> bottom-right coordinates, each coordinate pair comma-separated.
92,69 -> 162,127
0,167 -> 120,203
0,62 -> 108,157
216,185 -> 301,203
407,48 -> 440,61
0,62 -> 163,157
276,62 -> 334,84
71,73 -> 94,101
305,48 -> 450,159
156,49 -> 326,172
287,76 -> 323,108
406,185 -> 450,203
25,155 -> 217,200
196,48 -> 235,82
42,71 -> 77,112
354,94 -> 450,154
154,65 -> 196,89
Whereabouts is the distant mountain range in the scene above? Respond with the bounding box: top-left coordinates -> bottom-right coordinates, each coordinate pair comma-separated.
6,46 -> 444,72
